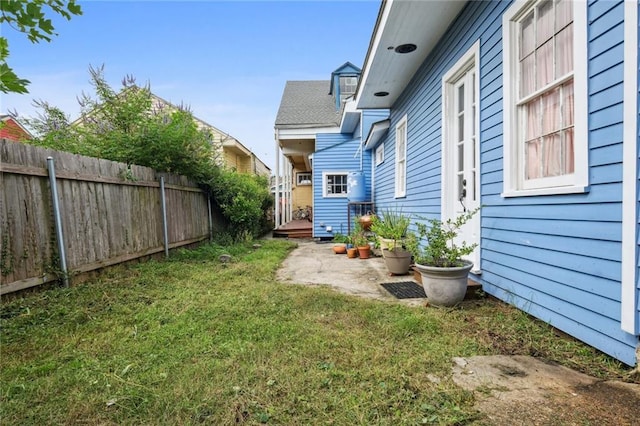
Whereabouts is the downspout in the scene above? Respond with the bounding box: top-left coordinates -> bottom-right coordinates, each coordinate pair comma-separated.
160,176 -> 169,258
360,112 -> 364,171
207,195 -> 213,242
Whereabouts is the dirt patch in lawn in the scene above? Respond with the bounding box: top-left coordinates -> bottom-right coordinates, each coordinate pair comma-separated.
451,355 -> 640,425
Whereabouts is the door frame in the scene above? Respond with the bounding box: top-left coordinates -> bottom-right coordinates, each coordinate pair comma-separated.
441,41 -> 481,273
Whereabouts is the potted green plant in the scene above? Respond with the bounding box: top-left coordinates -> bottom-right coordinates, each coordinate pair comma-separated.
351,222 -> 371,259
370,208 -> 413,274
409,208 -> 480,306
370,208 -> 411,252
332,233 -> 349,254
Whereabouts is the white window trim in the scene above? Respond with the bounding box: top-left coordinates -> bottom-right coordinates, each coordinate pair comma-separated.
395,115 -> 408,198
322,171 -> 349,198
375,143 -> 385,165
502,0 -> 589,198
441,40 -> 481,273
297,172 -> 312,186
621,0 -> 638,335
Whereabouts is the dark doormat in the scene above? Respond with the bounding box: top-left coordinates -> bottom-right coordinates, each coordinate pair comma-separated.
381,281 -> 426,299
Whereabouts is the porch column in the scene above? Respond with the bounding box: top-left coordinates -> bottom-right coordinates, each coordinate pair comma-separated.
288,161 -> 294,221
284,159 -> 291,223
274,138 -> 280,229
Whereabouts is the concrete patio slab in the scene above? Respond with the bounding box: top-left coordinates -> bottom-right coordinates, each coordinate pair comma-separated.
276,239 -> 423,305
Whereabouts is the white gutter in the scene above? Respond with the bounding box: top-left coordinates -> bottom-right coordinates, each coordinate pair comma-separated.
364,119 -> 390,151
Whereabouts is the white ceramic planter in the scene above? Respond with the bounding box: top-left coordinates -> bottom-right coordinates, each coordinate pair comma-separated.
414,260 -> 473,306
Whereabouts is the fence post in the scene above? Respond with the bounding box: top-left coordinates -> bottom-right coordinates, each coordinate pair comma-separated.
160,176 -> 169,258
207,195 -> 213,242
47,157 -> 69,287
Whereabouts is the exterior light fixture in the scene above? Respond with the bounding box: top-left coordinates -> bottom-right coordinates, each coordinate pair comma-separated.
374,91 -> 389,97
395,43 -> 417,54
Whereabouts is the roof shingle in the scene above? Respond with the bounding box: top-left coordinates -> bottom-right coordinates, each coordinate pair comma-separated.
275,81 -> 342,128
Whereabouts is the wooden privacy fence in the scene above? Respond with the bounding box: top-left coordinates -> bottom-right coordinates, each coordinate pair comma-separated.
0,139 -> 223,295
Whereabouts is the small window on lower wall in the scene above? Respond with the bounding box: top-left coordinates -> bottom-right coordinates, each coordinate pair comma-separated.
323,172 -> 348,197
375,143 -> 385,165
297,172 -> 312,186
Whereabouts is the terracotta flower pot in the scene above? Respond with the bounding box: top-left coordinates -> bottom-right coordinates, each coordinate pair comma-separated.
359,213 -> 374,231
357,245 -> 371,259
347,248 -> 358,258
333,244 -> 347,254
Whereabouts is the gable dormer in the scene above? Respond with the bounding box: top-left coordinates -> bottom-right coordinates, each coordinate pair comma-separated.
329,62 -> 362,110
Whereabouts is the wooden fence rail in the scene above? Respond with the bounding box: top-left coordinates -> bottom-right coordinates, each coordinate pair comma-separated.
0,139 -> 223,295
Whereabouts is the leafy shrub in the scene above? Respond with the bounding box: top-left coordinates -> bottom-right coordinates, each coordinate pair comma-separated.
209,171 -> 273,240
409,208 -> 480,267
20,66 -> 272,239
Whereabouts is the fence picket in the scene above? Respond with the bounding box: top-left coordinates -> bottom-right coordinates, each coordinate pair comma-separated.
0,139 -> 218,294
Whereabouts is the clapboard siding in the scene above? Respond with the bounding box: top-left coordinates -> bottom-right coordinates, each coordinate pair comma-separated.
480,255 -> 621,320
485,228 -> 620,261
483,216 -> 620,241
313,133 -> 362,238
481,264 -> 636,345
369,0 -> 637,365
483,268 -> 636,364
361,109 -> 390,140
591,83 -> 623,112
481,247 -> 620,298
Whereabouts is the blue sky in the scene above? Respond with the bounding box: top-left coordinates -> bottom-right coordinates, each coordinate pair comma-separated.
2,0 -> 381,170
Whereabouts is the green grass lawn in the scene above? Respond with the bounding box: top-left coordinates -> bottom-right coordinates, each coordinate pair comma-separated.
0,240 -> 632,425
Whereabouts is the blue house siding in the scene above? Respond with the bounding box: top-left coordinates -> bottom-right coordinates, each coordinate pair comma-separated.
361,110 -> 391,140
374,0 -> 507,218
311,109 -> 385,238
369,0 -> 638,365
313,133 -> 371,238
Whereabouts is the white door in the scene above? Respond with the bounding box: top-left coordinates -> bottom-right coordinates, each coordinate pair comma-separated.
442,43 -> 481,272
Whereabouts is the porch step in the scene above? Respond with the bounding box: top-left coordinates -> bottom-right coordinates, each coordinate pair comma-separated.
274,219 -> 313,239
273,229 -> 313,239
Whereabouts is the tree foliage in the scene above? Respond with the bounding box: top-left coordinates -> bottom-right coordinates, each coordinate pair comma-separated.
25,65 -> 221,181
21,65 -> 272,239
1,0 -> 82,93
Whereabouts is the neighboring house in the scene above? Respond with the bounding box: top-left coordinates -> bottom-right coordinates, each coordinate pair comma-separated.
274,62 -> 365,229
148,94 -> 271,177
73,91 -> 270,177
0,115 -> 33,142
274,0 -> 640,367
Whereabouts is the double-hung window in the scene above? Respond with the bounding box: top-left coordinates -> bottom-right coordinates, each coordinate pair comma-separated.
297,172 -> 312,186
375,143 -> 385,165
339,76 -> 358,101
323,172 -> 348,197
395,115 -> 407,197
502,0 -> 588,196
